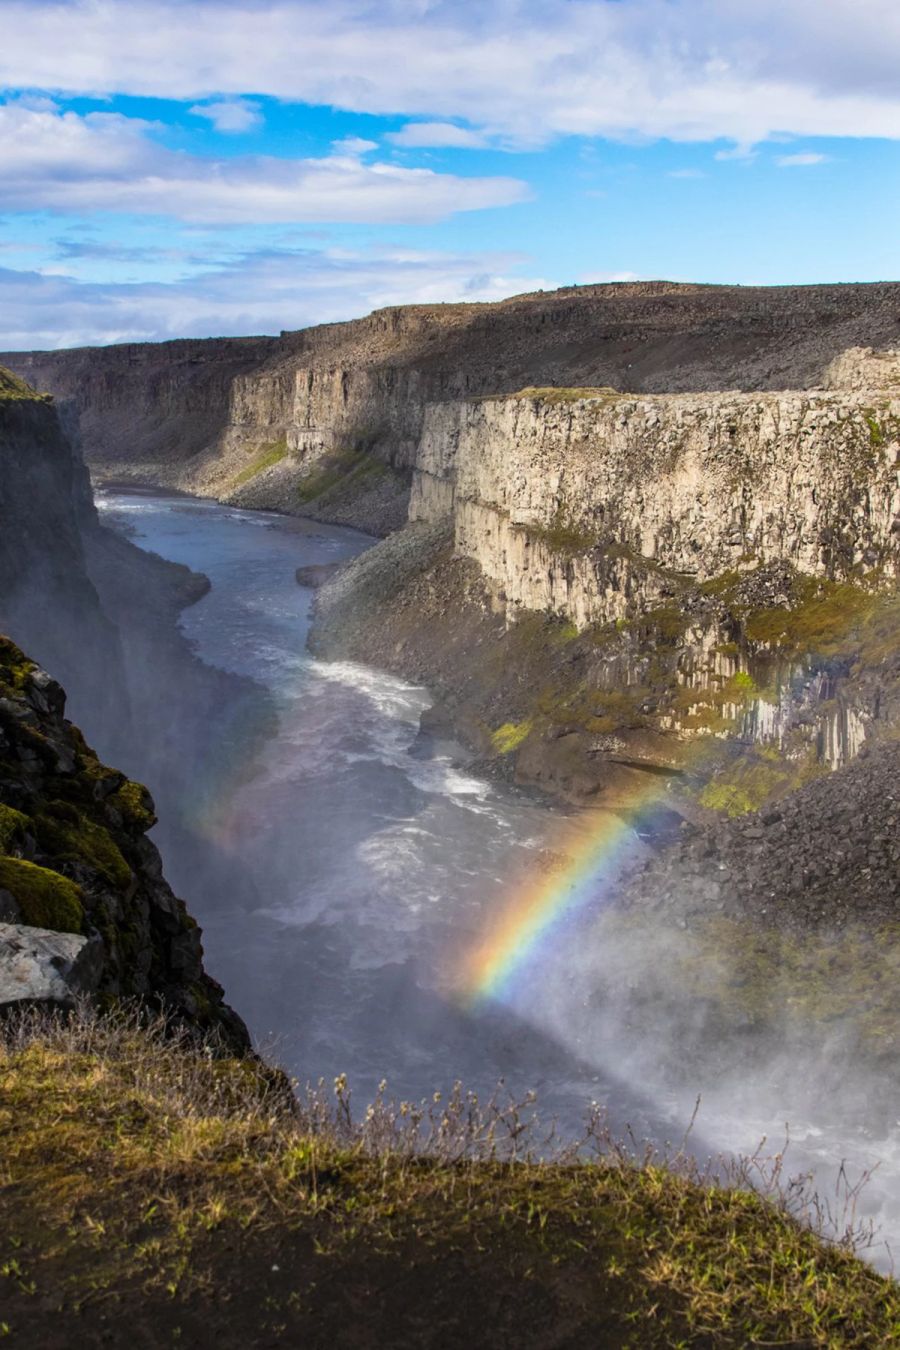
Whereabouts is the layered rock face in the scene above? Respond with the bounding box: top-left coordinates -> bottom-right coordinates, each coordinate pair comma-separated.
5,282 -> 900,530
315,363 -> 900,803
410,389 -> 900,626
0,634 -> 248,1047
6,336 -> 278,474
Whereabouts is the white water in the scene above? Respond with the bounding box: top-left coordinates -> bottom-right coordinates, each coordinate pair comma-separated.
98,488 -> 900,1267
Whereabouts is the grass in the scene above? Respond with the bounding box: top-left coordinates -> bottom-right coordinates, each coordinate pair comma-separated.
0,857 -> 84,932
699,746 -> 828,817
2,1006 -> 900,1347
0,366 -> 51,403
526,506 -> 599,554
513,386 -> 622,404
230,437 -> 288,488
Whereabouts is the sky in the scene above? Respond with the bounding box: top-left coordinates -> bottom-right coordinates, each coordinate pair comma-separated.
0,0 -> 899,348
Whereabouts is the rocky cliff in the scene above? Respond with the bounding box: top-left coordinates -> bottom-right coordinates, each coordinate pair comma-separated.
0,367 -> 128,729
0,367 -> 275,1044
5,281 -> 900,533
313,359 -> 900,808
0,633 -> 248,1047
411,387 -> 900,622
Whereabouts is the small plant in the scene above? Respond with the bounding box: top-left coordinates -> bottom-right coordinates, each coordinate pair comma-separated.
491,720 -> 533,754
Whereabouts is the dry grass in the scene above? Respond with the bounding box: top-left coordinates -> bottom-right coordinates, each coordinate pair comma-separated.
2,1005 -> 900,1347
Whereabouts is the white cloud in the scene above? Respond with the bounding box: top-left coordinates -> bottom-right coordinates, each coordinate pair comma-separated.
775,151 -> 831,166
1,2 -> 900,149
0,248 -> 553,349
189,98 -> 263,133
387,122 -> 488,149
330,136 -> 378,156
714,146 -> 758,162
0,103 -> 528,225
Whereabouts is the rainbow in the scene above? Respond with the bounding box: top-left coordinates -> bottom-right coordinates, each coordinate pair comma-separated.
457,760 -> 702,1008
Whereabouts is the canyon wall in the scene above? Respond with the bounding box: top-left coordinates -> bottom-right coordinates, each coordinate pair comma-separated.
314,363 -> 900,805
410,389 -> 900,627
0,368 -> 127,727
5,282 -> 900,531
0,367 -> 272,1031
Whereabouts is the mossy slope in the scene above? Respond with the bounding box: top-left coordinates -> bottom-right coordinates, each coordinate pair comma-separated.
0,365 -> 51,403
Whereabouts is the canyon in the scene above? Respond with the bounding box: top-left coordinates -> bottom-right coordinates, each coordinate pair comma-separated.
6,282 -> 900,815
5,286 -> 900,1336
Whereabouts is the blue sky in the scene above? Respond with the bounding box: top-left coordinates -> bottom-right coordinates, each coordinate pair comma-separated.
0,0 -> 899,348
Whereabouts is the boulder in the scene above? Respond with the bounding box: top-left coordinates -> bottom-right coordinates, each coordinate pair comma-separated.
0,921 -> 103,1008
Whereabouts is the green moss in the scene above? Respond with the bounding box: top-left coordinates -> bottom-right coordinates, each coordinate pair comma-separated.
730,670 -> 757,693
0,635 -> 36,694
744,579 -> 876,657
296,447 -> 386,504
512,385 -> 621,404
491,719 -> 533,754
231,437 -> 288,488
35,807 -> 131,891
108,780 -> 156,832
536,684 -> 650,734
0,803 -> 29,851
0,857 -> 84,933
640,605 -> 690,643
698,782 -> 756,816
699,747 -> 827,816
865,412 -> 885,448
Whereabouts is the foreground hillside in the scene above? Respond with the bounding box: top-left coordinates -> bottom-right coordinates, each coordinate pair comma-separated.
2,1008 -> 899,1350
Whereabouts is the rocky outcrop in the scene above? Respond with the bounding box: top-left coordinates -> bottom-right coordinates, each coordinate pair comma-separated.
0,633 -> 248,1046
617,739 -> 900,936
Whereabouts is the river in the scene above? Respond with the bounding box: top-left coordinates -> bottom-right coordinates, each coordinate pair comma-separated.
96,489 -> 664,1126
97,487 -> 900,1265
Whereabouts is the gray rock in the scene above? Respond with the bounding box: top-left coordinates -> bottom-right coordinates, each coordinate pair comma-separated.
296,562 -> 344,589
0,922 -> 103,1008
